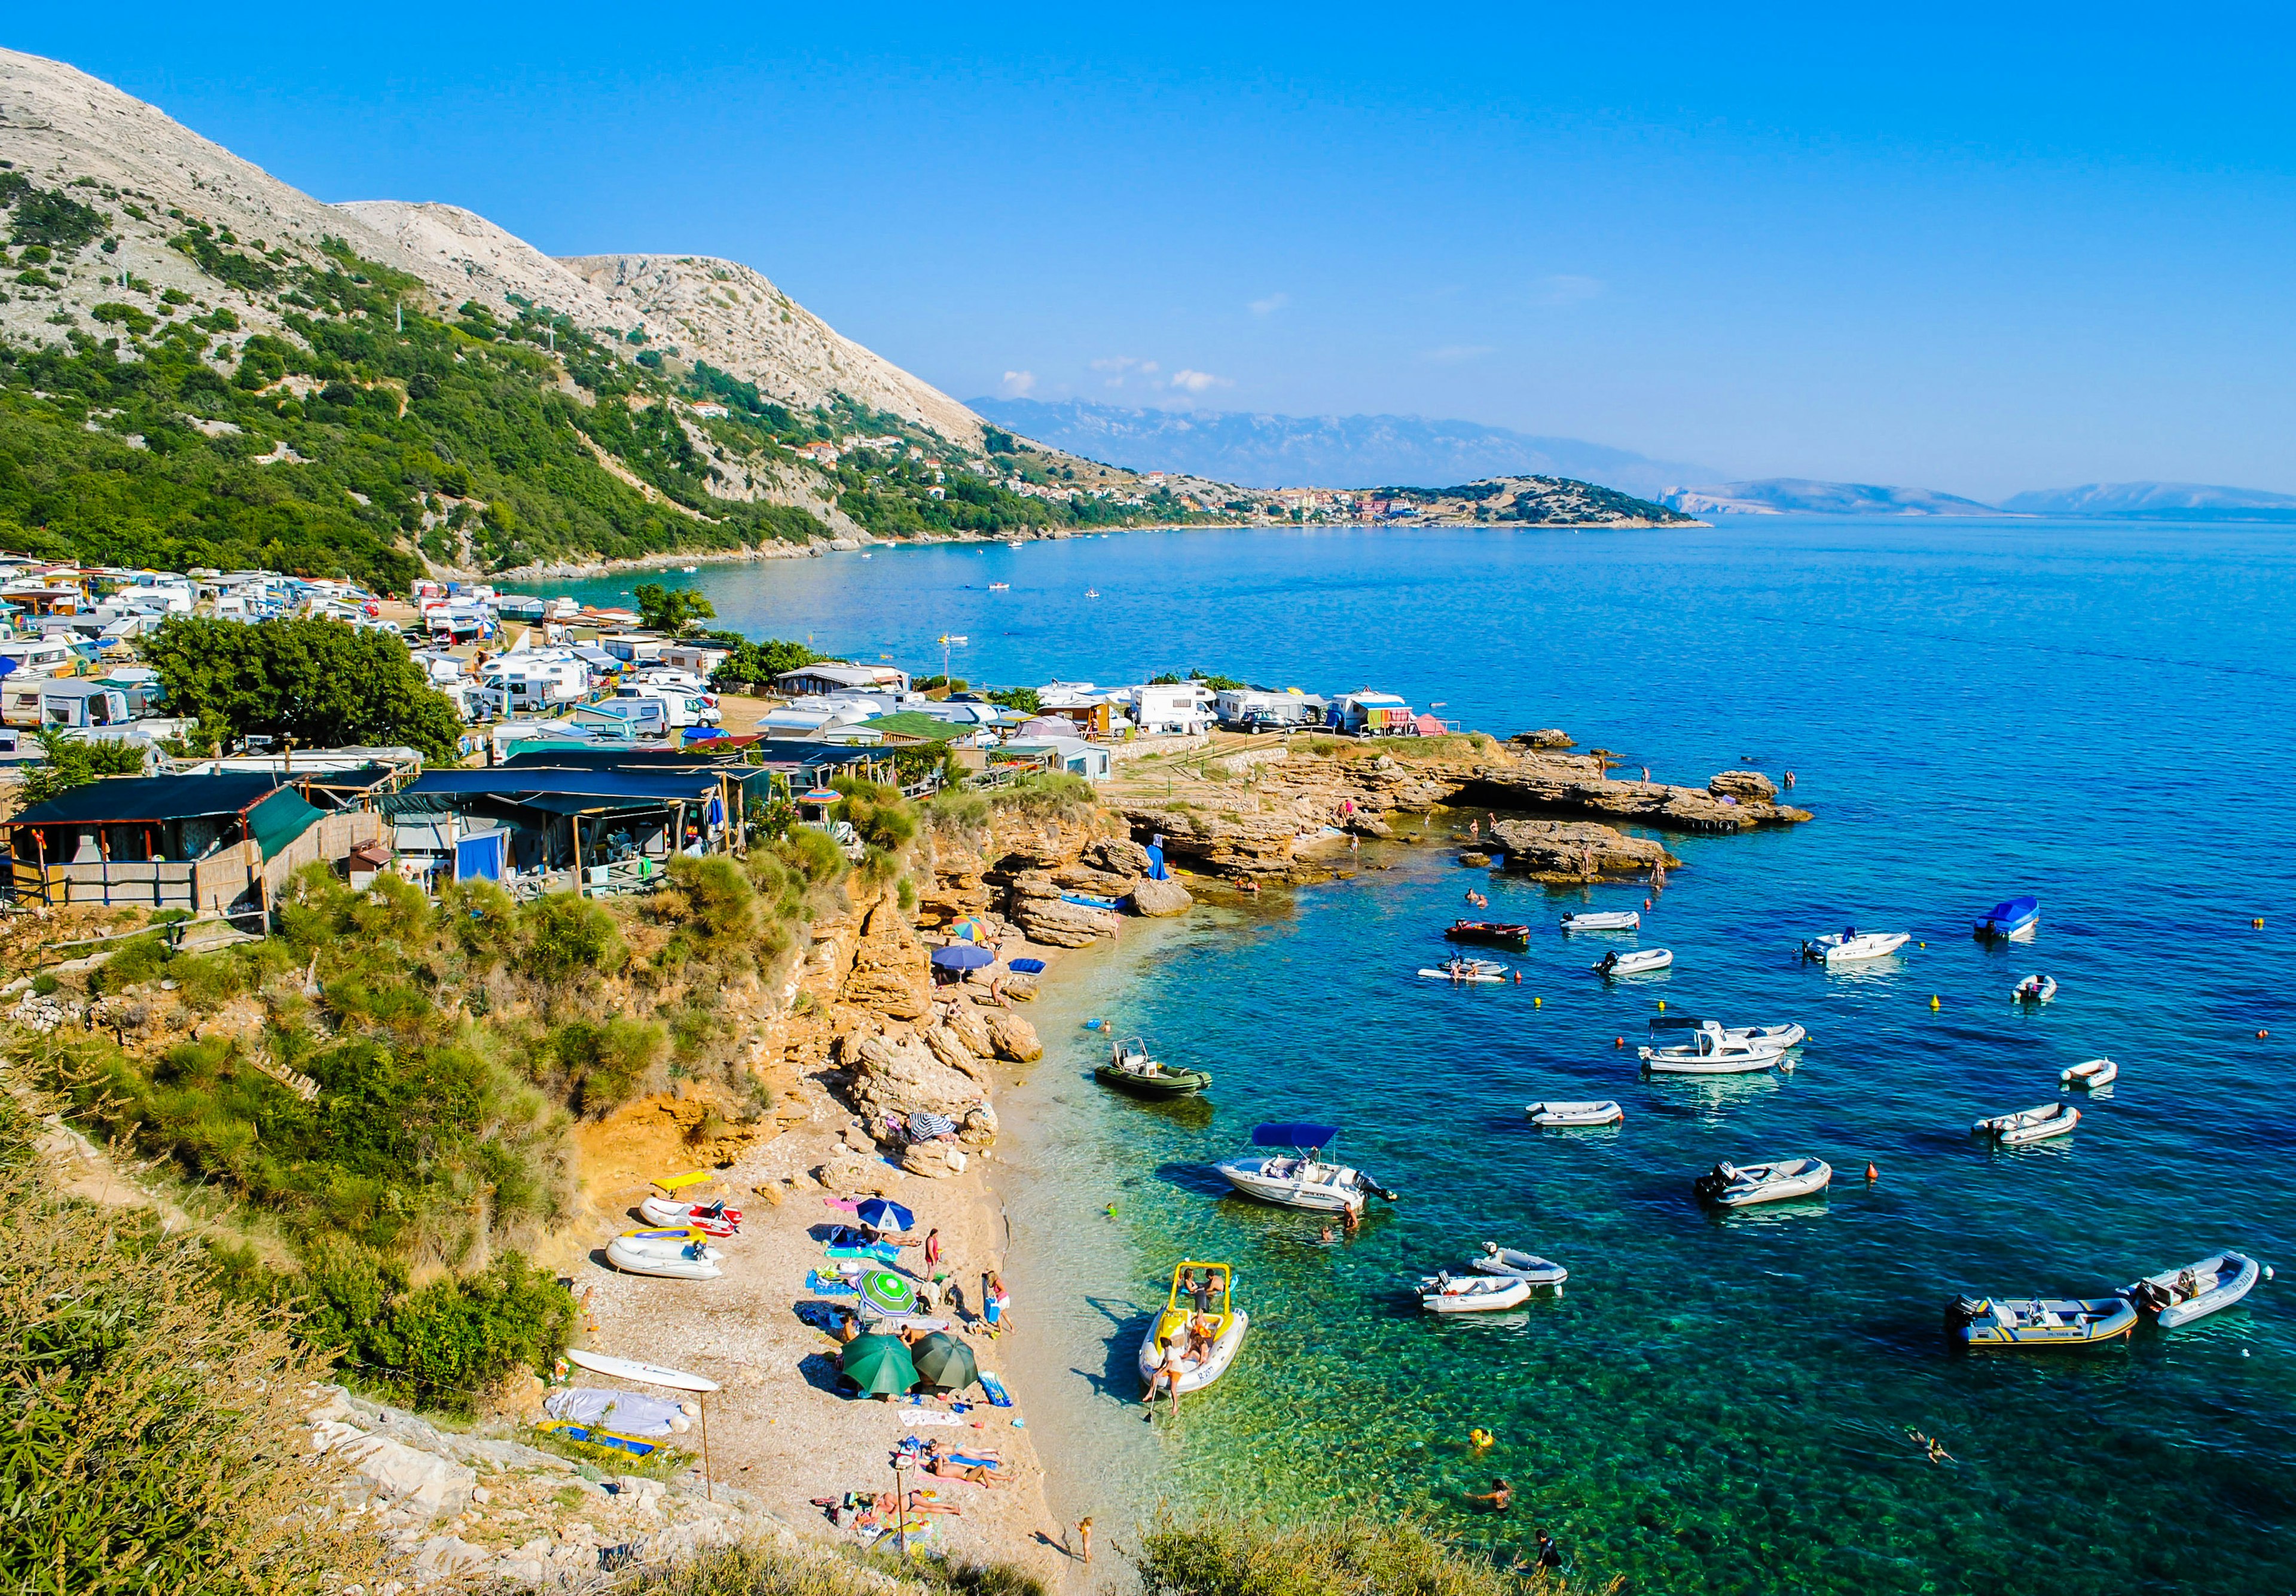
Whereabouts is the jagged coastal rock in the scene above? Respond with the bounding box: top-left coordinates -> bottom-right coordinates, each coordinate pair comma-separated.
1117,739 -> 1810,880
1489,818 -> 1678,879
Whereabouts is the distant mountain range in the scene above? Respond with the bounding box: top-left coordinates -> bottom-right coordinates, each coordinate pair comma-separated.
1662,477 -> 2296,519
1658,479 -> 2000,517
968,398 -> 1717,499
1998,482 -> 2296,519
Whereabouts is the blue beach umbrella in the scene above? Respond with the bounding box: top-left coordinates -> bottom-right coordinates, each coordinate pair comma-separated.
931,944 -> 993,971
856,1198 -> 915,1233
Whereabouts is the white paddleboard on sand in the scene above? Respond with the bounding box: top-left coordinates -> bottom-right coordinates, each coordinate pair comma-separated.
566,1347 -> 720,1392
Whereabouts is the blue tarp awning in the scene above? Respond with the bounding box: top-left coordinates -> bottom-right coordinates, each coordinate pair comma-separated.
455,830 -> 505,882
1253,1122 -> 1341,1149
405,769 -> 722,806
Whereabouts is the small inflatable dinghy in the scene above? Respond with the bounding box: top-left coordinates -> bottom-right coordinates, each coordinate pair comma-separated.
1419,958 -> 1509,983
607,1233 -> 723,1280
2060,1057 -> 2118,1090
1524,1099 -> 1625,1127
612,1226 -> 723,1261
2121,1251 -> 2268,1328
1560,910 -> 1641,932
1418,1271 -> 1532,1313
1468,1243 -> 1568,1286
1593,947 -> 1673,977
1948,1295 -> 2136,1350
1694,1158 -> 1832,1207
639,1195 -> 742,1234
2013,974 -> 2058,1003
1973,1102 -> 2080,1144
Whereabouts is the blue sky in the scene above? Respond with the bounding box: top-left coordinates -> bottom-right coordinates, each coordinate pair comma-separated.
12,5 -> 2295,498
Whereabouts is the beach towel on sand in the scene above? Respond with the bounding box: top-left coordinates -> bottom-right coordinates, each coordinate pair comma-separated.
807,1271 -> 859,1296
899,1410 -> 962,1427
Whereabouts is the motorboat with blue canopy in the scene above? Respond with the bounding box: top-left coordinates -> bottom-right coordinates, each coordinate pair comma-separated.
1215,1123 -> 1397,1213
1976,896 -> 2040,941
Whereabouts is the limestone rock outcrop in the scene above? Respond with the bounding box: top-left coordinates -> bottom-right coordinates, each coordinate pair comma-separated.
1129,875 -> 1194,916
1708,769 -> 1779,802
984,1009 -> 1044,1063
840,900 -> 930,1019
1489,818 -> 1678,879
842,1031 -> 992,1138
1008,870 -> 1122,946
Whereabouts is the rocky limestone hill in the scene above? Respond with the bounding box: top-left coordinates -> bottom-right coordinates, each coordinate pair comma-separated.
0,50 -> 982,453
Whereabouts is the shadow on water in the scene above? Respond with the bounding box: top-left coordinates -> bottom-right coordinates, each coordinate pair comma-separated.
1155,1158 -> 1237,1198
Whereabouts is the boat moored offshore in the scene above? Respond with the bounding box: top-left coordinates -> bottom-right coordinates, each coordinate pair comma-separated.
1975,896 -> 2041,940
1802,928 -> 1911,964
1694,1157 -> 1833,1207
1524,1099 -> 1625,1126
1419,1271 -> 1532,1313
1640,1020 -> 1784,1075
1947,1295 -> 2136,1350
1468,1243 -> 1569,1287
2060,1057 -> 2118,1090
1560,910 -> 1641,932
1214,1123 -> 1398,1213
1594,947 -> 1674,977
2013,974 -> 2058,1003
1095,1036 -> 1213,1097
2121,1251 -> 2269,1329
1973,1102 -> 2081,1144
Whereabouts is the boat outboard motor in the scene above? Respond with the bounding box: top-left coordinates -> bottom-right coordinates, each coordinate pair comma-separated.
1596,951 -> 1617,974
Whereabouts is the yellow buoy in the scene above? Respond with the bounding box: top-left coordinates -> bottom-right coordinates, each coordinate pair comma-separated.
1656,999 -> 1666,1011
1533,996 -> 1542,1008
1929,995 -> 1941,1010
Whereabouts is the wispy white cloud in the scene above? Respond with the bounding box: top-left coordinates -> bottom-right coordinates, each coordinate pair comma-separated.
1421,344 -> 1495,365
1168,368 -> 1232,394
1531,273 -> 1604,307
999,369 -> 1036,396
1248,291 -> 1289,316
1090,356 -> 1161,389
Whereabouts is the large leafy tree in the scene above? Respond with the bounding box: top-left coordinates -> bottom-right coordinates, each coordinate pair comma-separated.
141,616 -> 465,762
631,582 -> 715,635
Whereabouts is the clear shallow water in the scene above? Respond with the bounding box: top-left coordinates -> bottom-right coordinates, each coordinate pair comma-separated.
572,521 -> 2295,1590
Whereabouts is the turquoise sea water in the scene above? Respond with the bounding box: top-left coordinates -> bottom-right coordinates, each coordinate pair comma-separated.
566,521 -> 2295,1591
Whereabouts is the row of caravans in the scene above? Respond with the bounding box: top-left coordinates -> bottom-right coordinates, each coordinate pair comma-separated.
1213,687 -> 1429,736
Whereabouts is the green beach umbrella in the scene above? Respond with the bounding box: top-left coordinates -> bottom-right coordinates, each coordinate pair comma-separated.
856,1268 -> 918,1317
840,1334 -> 917,1397
909,1331 -> 978,1392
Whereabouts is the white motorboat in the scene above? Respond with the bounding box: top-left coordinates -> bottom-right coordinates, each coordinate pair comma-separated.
606,1234 -> 723,1280
1468,1243 -> 1569,1287
1215,1122 -> 1397,1213
1137,1261 -> 1249,1395
1801,928 -> 1910,963
1639,1020 -> 1783,1075
1694,1157 -> 1833,1207
2121,1251 -> 2269,1329
1973,1102 -> 2080,1144
2013,974 -> 2058,1003
1419,1271 -> 1532,1313
1593,947 -> 1673,977
1418,957 -> 1509,983
1560,910 -> 1641,932
638,1195 -> 741,1235
1524,1099 -> 1624,1126
2060,1057 -> 2118,1090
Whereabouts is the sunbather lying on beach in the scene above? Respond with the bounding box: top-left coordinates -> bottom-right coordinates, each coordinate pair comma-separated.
924,1457 -> 1007,1487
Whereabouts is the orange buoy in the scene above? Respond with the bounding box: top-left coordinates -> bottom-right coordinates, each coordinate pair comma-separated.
1865,1163 -> 1879,1182
2262,1029 -> 2273,1039
1614,1037 -> 1625,1047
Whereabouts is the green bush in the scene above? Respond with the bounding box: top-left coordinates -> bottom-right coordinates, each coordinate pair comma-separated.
549,1016 -> 666,1114
832,776 -> 917,853
296,1239 -> 575,1414
520,890 -> 630,980
1135,1513 -> 1570,1596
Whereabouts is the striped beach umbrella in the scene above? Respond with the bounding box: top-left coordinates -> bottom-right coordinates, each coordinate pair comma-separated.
856,1268 -> 918,1317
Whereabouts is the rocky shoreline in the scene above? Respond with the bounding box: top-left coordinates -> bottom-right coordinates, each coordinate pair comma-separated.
1110,733 -> 1809,883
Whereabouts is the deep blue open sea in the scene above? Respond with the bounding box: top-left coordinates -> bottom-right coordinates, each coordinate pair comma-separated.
566,519 -> 2294,1592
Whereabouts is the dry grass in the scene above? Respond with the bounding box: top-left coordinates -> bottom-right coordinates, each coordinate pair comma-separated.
1134,1511 -> 1616,1596
0,1062 -> 397,1595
